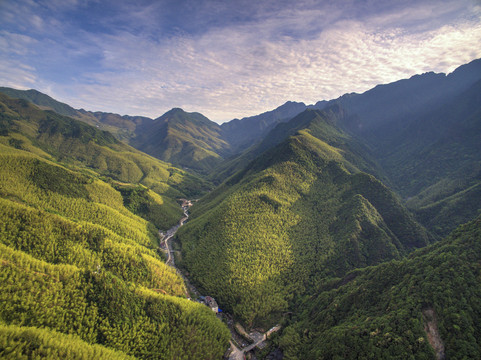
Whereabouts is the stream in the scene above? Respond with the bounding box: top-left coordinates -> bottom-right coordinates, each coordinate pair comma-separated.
158,199 -> 279,359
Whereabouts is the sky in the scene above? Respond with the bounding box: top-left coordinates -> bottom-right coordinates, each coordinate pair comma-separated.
0,0 -> 480,123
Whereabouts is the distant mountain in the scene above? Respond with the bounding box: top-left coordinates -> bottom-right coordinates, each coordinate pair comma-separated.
327,58 -> 481,236
0,87 -> 79,117
177,107 -> 432,326
0,87 -> 150,141
132,108 -> 231,174
0,87 -> 233,173
332,58 -> 481,148
211,105 -> 387,185
398,79 -> 481,236
0,93 -> 208,202
220,101 -> 310,151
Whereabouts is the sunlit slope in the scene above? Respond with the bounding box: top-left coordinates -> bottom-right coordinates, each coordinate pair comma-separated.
177,109 -> 432,326
0,244 -> 230,359
0,93 -> 209,199
0,324 -> 135,360
133,108 -> 231,173
211,106 -> 386,184
0,94 -> 230,359
0,88 -> 231,173
279,215 -> 481,359
0,86 -> 149,141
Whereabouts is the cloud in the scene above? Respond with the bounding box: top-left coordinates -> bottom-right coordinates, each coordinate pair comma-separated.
1,0 -> 480,122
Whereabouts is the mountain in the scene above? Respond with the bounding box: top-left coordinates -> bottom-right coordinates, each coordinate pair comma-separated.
211,105 -> 387,185
132,108 -> 231,174
378,79 -> 481,236
176,107 -> 432,326
0,93 -> 209,202
2,58 -> 481,359
0,87 -> 79,117
331,58 -> 481,144
0,86 -> 151,142
0,88 -> 234,173
0,93 -> 230,358
278,214 -> 481,359
220,101 -> 309,152
213,59 -> 481,235
326,58 -> 481,236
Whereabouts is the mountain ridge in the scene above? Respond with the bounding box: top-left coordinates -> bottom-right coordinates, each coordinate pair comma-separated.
176,106 -> 433,326
2,58 -> 481,359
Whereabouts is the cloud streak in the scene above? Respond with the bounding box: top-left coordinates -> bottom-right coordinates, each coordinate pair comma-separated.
1,0 -> 480,122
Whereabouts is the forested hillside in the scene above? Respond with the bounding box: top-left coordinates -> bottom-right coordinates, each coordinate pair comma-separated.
132,108 -> 231,173
330,58 -> 481,236
278,215 -> 481,359
0,94 -> 230,359
0,88 -> 236,174
176,108 -> 432,326
0,87 -> 148,141
1,58 -> 480,359
0,93 -> 209,201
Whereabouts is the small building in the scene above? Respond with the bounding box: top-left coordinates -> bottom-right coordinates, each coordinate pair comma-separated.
204,296 -> 219,313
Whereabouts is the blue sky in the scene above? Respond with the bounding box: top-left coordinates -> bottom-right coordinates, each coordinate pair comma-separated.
1,0 -> 480,122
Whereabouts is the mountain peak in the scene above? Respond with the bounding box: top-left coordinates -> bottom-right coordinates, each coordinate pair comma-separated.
167,107 -> 185,113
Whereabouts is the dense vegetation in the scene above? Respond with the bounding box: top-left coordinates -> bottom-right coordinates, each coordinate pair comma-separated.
0,96 -> 230,359
329,60 -> 481,236
0,93 -> 209,200
0,244 -> 230,359
177,109 -> 432,327
2,59 -> 481,359
0,324 -> 134,360
278,215 -> 481,359
0,86 -> 148,141
132,108 -> 231,174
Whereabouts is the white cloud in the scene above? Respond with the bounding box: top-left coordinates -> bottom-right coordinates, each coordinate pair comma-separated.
1,0 -> 480,122
0,58 -> 37,88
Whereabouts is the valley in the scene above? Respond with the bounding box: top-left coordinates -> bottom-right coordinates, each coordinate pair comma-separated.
158,199 -> 279,359
1,58 -> 481,359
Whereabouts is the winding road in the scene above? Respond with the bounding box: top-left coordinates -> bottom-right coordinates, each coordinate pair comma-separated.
159,200 -> 280,359
160,201 -> 190,266
159,200 -> 201,298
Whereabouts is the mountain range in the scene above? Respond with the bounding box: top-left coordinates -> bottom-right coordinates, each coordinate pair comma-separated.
1,58 -> 481,359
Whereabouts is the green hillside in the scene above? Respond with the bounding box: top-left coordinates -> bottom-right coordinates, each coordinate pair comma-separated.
211,106 -> 387,185
278,215 -> 481,359
132,108 -> 231,174
0,324 -> 135,360
0,88 -> 234,174
0,93 -> 209,201
384,80 -> 481,236
0,87 -> 155,142
330,60 -> 481,236
176,109 -> 432,327
0,94 -> 230,359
